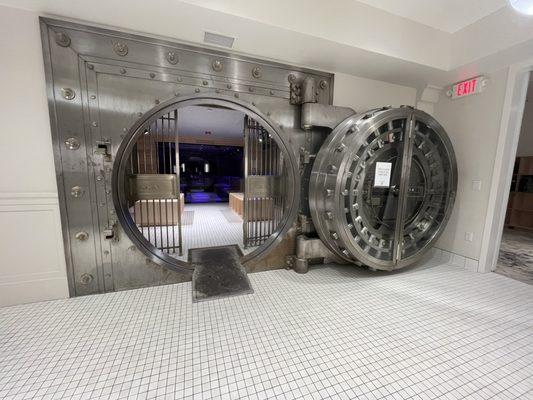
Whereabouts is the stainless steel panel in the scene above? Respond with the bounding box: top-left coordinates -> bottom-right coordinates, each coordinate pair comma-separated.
127,175 -> 179,200
245,176 -> 282,198
40,17 -> 333,295
309,107 -> 457,271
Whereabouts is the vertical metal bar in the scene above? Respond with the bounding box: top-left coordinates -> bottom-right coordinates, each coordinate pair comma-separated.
243,116 -> 249,248
393,115 -> 415,263
175,109 -> 183,256
168,110 -> 181,253
145,125 -> 151,245
253,120 -> 258,245
155,118 -> 163,251
162,113 -> 169,253
269,133 -> 273,237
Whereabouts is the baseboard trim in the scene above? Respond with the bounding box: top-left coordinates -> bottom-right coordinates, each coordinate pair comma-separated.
0,277 -> 69,308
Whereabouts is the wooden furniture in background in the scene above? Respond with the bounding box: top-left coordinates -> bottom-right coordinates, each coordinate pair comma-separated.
134,193 -> 185,226
506,156 -> 533,230
229,192 -> 244,217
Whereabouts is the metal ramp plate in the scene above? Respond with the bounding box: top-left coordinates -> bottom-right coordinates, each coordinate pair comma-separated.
190,245 -> 254,302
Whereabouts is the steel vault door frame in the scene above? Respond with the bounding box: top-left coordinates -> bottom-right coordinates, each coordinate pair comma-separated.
40,17 -> 334,296
113,95 -> 300,272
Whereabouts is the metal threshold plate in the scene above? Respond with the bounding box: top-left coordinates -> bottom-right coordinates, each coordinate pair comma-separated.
191,245 -> 254,302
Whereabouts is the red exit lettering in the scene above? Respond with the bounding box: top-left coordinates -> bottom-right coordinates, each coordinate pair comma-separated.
453,77 -> 480,98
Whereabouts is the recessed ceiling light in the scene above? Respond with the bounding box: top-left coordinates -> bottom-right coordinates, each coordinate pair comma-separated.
509,0 -> 533,15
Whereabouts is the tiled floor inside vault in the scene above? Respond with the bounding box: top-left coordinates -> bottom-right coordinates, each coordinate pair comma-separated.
1,258 -> 532,399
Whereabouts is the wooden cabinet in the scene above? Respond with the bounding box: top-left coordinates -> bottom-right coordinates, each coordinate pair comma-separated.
506,156 -> 533,230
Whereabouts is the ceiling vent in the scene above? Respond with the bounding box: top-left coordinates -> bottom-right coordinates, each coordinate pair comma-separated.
203,31 -> 235,48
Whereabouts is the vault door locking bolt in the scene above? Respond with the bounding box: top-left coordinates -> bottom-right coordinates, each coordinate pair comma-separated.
95,140 -> 112,161
103,222 -> 118,242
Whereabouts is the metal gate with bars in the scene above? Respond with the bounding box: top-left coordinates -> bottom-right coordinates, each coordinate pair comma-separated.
125,110 -> 183,256
244,117 -> 286,248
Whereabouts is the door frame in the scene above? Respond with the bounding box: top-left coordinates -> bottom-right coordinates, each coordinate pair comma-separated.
479,60 -> 532,273
113,94 -> 301,274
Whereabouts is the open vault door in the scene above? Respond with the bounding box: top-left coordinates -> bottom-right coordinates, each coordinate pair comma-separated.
309,107 -> 457,271
125,110 -> 184,256
243,116 -> 286,248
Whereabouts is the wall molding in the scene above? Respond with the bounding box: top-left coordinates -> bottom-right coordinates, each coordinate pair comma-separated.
0,191 -> 69,307
434,247 -> 479,272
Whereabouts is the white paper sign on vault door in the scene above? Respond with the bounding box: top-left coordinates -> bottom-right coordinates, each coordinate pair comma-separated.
374,162 -> 392,187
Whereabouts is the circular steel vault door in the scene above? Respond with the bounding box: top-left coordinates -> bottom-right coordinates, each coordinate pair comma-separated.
309,107 -> 457,270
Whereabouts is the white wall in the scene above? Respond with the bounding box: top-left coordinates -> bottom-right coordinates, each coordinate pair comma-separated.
433,68 -> 510,262
516,85 -> 533,157
333,72 -> 416,110
0,6 -> 69,307
0,5 -> 418,306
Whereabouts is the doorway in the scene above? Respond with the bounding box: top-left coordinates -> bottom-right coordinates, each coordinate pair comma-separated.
113,96 -> 299,272
495,76 -> 533,284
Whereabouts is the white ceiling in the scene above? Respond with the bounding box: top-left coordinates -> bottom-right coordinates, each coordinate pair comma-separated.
178,106 -> 244,139
356,0 -> 507,33
1,0 -> 532,89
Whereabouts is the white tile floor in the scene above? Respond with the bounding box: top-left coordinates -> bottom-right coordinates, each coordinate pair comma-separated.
1,258 -> 532,400
139,203 -> 256,261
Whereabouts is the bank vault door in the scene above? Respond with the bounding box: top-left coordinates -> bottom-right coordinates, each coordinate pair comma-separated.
41,17 -> 333,295
125,110 -> 183,256
310,107 -> 457,270
243,117 -> 285,248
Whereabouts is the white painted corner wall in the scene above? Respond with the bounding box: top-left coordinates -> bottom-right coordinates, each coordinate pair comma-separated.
433,67 -> 511,265
0,7 -> 69,307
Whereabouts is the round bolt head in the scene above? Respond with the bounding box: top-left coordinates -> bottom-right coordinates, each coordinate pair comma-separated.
149,72 -> 156,79
87,64 -> 94,70
195,88 -> 200,93
71,186 -> 84,198
319,79 -> 328,90
64,137 -> 80,150
55,32 -> 71,47
60,87 -> 76,100
113,41 -> 128,56
75,231 -> 89,241
288,73 -> 297,83
202,80 -> 208,86
80,273 -> 94,285
212,60 -> 223,72
252,66 -> 262,79
166,51 -> 178,65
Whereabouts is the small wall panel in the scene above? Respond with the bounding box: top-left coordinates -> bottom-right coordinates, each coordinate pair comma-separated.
0,194 -> 69,307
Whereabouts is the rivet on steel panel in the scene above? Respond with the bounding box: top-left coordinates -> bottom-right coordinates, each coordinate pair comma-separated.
55,31 -> 71,47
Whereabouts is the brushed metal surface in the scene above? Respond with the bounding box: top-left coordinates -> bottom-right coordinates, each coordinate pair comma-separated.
309,107 -> 457,271
40,17 -> 333,296
127,174 -> 179,201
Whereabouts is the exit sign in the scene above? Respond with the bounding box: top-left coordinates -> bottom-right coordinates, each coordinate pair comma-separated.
448,76 -> 487,99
